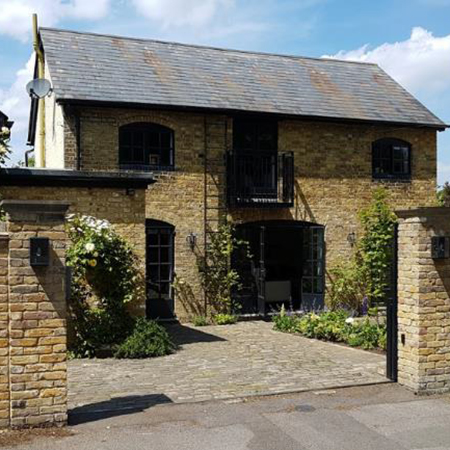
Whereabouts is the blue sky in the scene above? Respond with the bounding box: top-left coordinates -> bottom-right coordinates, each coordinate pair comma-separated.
0,0 -> 449,183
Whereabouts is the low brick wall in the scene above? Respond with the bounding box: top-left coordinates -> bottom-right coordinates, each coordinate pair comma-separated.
397,207 -> 450,394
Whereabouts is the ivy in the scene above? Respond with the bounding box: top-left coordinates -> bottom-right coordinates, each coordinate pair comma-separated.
66,215 -> 142,357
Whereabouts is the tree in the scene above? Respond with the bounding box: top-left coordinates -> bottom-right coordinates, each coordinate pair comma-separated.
0,126 -> 11,166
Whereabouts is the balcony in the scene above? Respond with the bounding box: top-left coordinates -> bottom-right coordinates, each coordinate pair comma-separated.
227,151 -> 294,207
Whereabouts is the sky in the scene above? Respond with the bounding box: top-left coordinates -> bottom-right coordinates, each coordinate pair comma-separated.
0,0 -> 449,183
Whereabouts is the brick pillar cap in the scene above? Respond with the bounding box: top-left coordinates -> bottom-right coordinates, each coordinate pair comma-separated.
396,207 -> 450,219
0,200 -> 70,222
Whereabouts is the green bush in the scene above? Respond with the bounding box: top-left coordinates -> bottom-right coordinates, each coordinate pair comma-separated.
273,305 -> 300,333
114,318 -> 174,359
192,315 -> 209,327
66,214 -> 143,357
328,188 -> 397,312
273,310 -> 386,351
213,313 -> 238,325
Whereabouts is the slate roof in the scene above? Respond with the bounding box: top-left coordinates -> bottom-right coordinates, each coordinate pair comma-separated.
40,27 -> 446,128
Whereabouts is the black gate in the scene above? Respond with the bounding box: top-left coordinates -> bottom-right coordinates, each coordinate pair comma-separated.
386,225 -> 398,381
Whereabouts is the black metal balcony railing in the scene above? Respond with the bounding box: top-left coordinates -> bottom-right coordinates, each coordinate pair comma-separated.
227,151 -> 294,207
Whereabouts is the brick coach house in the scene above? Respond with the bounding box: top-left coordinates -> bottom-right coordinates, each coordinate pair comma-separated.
1,27 -> 447,321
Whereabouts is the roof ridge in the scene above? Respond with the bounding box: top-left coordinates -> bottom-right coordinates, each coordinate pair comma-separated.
39,26 -> 378,67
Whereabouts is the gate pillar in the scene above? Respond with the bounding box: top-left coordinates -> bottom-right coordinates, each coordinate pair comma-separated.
0,200 -> 69,428
397,207 -> 450,394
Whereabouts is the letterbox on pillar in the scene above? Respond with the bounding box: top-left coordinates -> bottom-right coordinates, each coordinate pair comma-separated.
30,236 -> 50,266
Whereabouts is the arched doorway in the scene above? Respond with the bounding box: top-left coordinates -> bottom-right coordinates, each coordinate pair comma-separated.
146,219 -> 175,319
234,220 -> 325,316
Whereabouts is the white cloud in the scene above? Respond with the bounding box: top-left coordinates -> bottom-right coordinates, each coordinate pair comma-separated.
324,27 -> 450,97
0,55 -> 34,162
0,0 -> 111,42
130,0 -> 234,28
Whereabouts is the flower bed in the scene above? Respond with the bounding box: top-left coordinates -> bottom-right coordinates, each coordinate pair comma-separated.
273,308 -> 386,351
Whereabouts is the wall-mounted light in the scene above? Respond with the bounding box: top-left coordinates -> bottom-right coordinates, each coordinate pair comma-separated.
347,231 -> 357,247
126,188 -> 136,196
186,232 -> 197,251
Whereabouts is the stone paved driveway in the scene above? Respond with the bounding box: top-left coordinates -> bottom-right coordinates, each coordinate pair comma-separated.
68,321 -> 387,415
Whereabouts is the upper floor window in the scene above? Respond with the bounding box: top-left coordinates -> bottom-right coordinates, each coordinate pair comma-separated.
233,119 -> 278,153
119,122 -> 174,171
372,138 -> 411,180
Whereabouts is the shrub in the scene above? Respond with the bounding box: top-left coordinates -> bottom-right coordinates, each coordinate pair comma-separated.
115,318 -> 174,359
328,259 -> 368,313
272,305 -> 299,333
273,309 -> 386,351
213,313 -> 238,325
358,188 -> 397,305
329,188 -> 397,312
192,315 -> 209,327
197,223 -> 251,315
66,214 -> 142,357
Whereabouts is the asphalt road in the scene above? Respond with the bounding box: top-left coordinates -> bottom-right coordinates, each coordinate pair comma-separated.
6,384 -> 450,450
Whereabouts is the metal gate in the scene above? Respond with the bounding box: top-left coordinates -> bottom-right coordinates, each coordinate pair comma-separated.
386,225 -> 398,381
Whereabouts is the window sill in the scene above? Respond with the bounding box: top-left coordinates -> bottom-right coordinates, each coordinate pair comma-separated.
372,177 -> 412,184
119,165 -> 175,172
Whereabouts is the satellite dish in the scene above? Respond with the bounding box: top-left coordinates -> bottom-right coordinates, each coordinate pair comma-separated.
26,78 -> 52,99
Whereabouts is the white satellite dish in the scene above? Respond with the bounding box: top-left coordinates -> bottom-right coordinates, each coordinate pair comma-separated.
26,78 -> 52,99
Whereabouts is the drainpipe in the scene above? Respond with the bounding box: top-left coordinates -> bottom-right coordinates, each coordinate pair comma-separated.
32,14 -> 46,167
75,109 -> 81,171
25,148 -> 35,167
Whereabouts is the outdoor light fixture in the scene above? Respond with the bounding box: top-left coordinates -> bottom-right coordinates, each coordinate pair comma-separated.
347,231 -> 357,246
186,232 -> 197,251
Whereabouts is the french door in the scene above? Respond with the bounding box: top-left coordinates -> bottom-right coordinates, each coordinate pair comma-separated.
301,226 -> 325,311
146,220 -> 175,319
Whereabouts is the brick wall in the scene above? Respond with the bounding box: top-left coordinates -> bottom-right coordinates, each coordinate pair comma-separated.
397,208 -> 450,394
39,106 -> 439,320
0,187 -> 147,316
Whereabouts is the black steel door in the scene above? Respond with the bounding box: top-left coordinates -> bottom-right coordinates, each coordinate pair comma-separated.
301,226 -> 325,311
386,225 -> 398,381
257,226 -> 266,315
146,220 -> 175,320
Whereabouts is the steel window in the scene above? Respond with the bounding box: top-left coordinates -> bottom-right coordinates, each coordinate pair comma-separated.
372,138 -> 411,180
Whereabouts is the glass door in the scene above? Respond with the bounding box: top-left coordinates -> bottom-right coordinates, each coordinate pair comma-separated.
146,220 -> 175,319
301,226 -> 325,311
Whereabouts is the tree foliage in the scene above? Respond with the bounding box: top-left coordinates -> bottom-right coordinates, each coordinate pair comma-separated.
437,182 -> 450,207
0,126 -> 11,166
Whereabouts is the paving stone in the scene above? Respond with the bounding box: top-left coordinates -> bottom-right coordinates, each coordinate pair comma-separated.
68,321 -> 386,412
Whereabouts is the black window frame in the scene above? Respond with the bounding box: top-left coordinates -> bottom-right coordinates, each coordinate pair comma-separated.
119,122 -> 175,171
372,138 -> 411,180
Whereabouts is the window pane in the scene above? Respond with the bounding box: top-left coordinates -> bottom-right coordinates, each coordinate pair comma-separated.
148,131 -> 160,148
302,278 -> 312,294
160,132 -> 171,149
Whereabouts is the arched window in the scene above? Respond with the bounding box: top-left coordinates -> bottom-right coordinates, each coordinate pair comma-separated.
119,122 -> 174,171
372,138 -> 411,179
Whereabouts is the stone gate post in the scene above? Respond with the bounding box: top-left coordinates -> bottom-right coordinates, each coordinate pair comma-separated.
397,207 -> 450,394
0,200 -> 69,428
